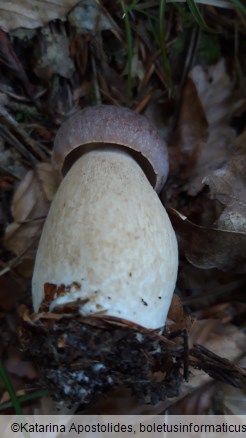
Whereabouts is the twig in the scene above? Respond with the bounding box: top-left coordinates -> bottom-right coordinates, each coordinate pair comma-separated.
0,104 -> 48,161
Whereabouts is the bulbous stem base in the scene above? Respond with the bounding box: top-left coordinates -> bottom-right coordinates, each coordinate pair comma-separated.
32,149 -> 178,328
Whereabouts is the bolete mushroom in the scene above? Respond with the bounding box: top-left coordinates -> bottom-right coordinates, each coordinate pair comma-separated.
32,105 -> 178,329
21,105 -> 246,410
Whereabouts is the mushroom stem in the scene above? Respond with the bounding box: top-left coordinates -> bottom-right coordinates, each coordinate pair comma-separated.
32,148 -> 178,329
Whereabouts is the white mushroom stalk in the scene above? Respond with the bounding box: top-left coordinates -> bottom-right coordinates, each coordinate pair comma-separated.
32,105 -> 178,330
32,148 -> 178,329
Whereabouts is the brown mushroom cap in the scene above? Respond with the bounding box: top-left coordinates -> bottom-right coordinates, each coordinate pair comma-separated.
53,105 -> 169,192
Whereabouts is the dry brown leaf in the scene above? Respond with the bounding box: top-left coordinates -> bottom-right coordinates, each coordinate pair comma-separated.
4,162 -> 59,261
220,384 -> 246,415
0,0 -> 80,32
204,130 -> 246,233
215,355 -> 246,415
36,162 -> 59,201
68,0 -> 115,33
187,59 -> 243,196
171,320 -> 246,415
189,319 -> 246,358
169,77 -> 208,177
168,208 -> 246,273
34,26 -> 75,81
167,293 -> 194,332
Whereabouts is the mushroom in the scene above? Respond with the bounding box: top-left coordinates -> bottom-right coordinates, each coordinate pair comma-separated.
32,105 -> 178,329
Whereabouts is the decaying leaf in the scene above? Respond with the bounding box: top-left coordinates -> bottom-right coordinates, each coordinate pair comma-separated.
189,319 -> 246,359
4,162 -> 59,261
215,355 -> 246,415
187,59 -> 242,196
167,294 -> 194,332
35,161 -> 59,202
68,0 -> 115,33
168,208 -> 246,273
204,130 -> 246,233
0,0 -> 80,32
164,58 -> 246,250
34,26 -> 75,81
169,77 -> 208,177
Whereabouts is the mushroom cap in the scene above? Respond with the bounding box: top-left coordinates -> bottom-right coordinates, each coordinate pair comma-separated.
32,149 -> 178,329
53,105 -> 169,193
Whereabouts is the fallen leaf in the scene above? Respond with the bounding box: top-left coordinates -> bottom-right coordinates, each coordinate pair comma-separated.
34,26 -> 75,81
204,130 -> 246,233
4,162 -> 59,261
167,294 -> 194,332
220,384 -> 246,415
189,319 -> 246,357
36,161 -> 59,202
0,0 -> 80,32
168,208 -> 246,273
169,77 -> 208,177
171,320 -> 246,415
68,0 -> 115,33
215,356 -> 246,415
187,59 -> 242,196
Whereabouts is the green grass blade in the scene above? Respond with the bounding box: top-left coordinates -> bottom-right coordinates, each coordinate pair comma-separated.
0,359 -> 23,415
0,360 -> 37,438
120,0 -> 133,105
230,0 -> 246,15
166,0 -> 234,8
125,0 -> 141,13
159,0 -> 173,95
187,0 -> 217,31
0,389 -> 48,412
